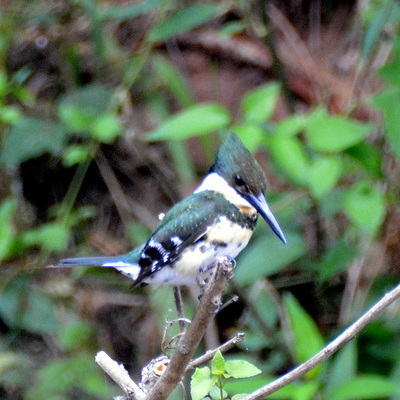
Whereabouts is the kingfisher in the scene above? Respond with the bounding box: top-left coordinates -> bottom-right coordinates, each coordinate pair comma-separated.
60,133 -> 286,287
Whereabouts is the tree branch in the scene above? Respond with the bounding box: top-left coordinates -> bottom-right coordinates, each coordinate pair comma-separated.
95,351 -> 145,400
241,282 -> 400,400
186,332 -> 246,371
146,257 -> 234,400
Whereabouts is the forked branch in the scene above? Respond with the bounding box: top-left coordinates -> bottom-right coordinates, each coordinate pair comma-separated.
96,273 -> 400,400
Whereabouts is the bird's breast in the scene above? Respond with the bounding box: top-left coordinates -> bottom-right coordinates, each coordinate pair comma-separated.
143,216 -> 254,287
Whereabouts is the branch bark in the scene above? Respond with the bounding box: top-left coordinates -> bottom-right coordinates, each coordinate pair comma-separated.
95,351 -> 145,400
145,257 -> 234,400
95,269 -> 400,400
186,332 -> 245,371
240,282 -> 400,400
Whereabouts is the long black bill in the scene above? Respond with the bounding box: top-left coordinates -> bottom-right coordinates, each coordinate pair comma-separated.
245,193 -> 287,244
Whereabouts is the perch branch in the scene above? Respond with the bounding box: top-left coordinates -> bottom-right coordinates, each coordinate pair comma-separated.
95,351 -> 145,400
241,282 -> 400,400
146,257 -> 234,400
186,332 -> 246,371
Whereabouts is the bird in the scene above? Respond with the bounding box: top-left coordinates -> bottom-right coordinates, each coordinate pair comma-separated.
59,133 -> 286,288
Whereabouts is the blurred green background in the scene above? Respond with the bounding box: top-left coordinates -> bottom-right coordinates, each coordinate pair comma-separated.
1,0 -> 400,399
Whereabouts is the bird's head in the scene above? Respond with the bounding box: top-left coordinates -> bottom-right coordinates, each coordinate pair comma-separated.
211,133 -> 286,244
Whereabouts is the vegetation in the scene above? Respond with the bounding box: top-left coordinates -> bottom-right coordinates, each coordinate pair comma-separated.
1,0 -> 400,399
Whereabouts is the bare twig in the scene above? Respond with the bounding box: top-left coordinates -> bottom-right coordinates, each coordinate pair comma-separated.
95,327 -> 243,399
240,282 -> 400,400
146,257 -> 234,400
95,150 -> 132,224
173,286 -> 186,332
186,332 -> 246,371
95,351 -> 145,400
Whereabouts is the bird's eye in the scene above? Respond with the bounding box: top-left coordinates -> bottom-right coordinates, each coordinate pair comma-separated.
234,174 -> 245,186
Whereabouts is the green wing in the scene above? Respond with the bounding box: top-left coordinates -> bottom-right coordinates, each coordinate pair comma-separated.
132,190 -> 230,284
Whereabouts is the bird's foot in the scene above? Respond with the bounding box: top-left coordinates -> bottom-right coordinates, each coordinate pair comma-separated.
200,256 -> 236,275
223,256 -> 236,268
196,256 -> 236,312
197,255 -> 236,292
161,318 -> 191,352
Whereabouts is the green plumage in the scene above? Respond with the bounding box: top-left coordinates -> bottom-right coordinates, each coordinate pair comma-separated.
131,190 -> 257,284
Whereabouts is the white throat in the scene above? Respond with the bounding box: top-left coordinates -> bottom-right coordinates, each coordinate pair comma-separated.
194,172 -> 255,211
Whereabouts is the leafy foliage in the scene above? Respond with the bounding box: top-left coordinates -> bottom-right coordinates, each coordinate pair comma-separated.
191,351 -> 261,400
147,103 -> 230,140
0,0 -> 399,399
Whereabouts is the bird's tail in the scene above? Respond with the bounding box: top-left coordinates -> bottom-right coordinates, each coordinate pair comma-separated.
58,246 -> 144,281
59,256 -> 124,267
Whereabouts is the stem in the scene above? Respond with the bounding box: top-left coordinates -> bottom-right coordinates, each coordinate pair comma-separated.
59,149 -> 95,225
146,257 -> 234,400
173,286 -> 186,333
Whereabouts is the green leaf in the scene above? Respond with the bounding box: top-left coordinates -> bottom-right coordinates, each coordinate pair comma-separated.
62,144 -> 91,167
253,290 -> 279,327
26,354 -> 115,400
58,321 -> 95,351
0,198 -> 17,261
224,376 -> 273,395
343,181 -> 385,235
22,222 -> 70,252
0,277 -> 60,334
305,108 -> 373,152
324,342 -> 357,397
58,84 -> 113,133
14,86 -> 34,105
317,237 -> 358,282
211,350 -> 225,376
58,103 -> 94,132
371,87 -> 400,158
209,386 -> 227,399
225,360 -> 261,379
1,117 -> 66,168
234,124 -> 264,152
331,375 -> 398,400
308,156 -> 342,199
0,105 -> 21,124
191,367 -> 214,400
99,0 -> 165,21
275,115 -> 307,138
228,377 -> 319,400
90,114 -> 123,143
242,83 -> 281,123
235,231 -> 306,285
0,70 -> 8,96
283,293 -> 324,378
147,103 -> 230,141
378,34 -> 400,85
153,55 -> 195,107
62,84 -> 112,114
345,142 -> 382,177
361,0 -> 395,62
219,21 -> 246,36
320,188 -> 346,218
232,394 -> 247,400
149,5 -> 218,42
270,381 -> 320,400
269,136 -> 310,185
